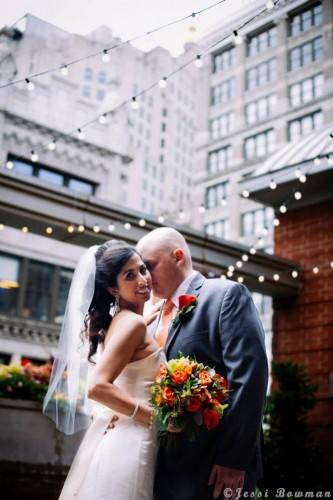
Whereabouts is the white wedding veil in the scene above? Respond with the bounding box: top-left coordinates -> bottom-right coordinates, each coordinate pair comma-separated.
43,245 -> 99,434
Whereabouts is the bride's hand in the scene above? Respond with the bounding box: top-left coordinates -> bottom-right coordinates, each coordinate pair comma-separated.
143,300 -> 163,326
166,421 -> 183,433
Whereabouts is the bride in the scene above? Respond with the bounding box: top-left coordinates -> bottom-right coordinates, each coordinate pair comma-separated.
43,240 -> 165,500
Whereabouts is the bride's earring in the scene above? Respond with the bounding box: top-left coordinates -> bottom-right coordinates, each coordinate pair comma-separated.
109,296 -> 120,317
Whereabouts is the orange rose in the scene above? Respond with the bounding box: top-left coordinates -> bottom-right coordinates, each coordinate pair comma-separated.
162,386 -> 175,405
202,408 -> 219,430
187,397 -> 202,413
199,370 -> 212,386
171,369 -> 189,385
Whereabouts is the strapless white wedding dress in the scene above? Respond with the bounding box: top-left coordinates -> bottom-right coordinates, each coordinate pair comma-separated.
59,347 -> 165,500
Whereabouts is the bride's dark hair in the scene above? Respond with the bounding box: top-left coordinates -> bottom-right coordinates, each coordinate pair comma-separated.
84,240 -> 141,362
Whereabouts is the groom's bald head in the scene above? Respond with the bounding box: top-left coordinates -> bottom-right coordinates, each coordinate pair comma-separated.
137,228 -> 193,299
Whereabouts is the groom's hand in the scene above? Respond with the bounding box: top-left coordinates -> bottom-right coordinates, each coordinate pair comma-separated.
208,465 -> 245,500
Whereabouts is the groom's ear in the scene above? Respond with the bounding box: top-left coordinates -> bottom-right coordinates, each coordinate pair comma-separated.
174,248 -> 185,263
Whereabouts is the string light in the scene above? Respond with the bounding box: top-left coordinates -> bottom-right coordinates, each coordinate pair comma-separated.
60,65 -> 69,76
178,209 -> 185,219
25,78 -> 34,91
233,30 -> 243,45
312,266 -> 319,274
262,227 -> 269,236
102,49 -> 110,63
273,218 -> 280,227
195,55 -> 203,68
6,160 -> 14,169
78,224 -> 85,232
67,224 -> 75,233
124,222 -> 131,230
266,0 -> 274,9
77,128 -> 85,140
22,226 -> 29,233
47,140 -> 56,151
0,224 -> 4,230
199,204 -> 205,213
108,223 -> 115,231
330,262 -> 333,269
236,261 -> 243,268
228,265 -> 235,272
139,219 -> 146,227
158,77 -> 167,88
221,197 -> 227,207
291,270 -> 298,278
30,150 -> 39,162
258,275 -> 265,282
250,247 -> 256,255
220,274 -> 226,280
294,168 -> 302,178
98,114 -> 108,124
158,214 -> 165,224
279,205 -> 287,214
294,191 -> 302,200
237,276 -> 244,283
269,179 -> 277,190
46,226 -> 53,235
227,270 -> 233,278
314,157 -> 321,166
299,174 -> 307,183
131,97 -> 139,110
273,273 -> 280,281
242,190 -> 250,198
93,224 -> 100,233
242,254 -> 249,262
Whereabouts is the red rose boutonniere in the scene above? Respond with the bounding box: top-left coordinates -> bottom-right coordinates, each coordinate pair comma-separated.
173,294 -> 198,326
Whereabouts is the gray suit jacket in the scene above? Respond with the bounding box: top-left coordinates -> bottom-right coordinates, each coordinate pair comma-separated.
154,272 -> 268,499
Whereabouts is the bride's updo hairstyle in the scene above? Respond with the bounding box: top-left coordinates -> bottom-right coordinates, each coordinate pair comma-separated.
85,240 -> 140,362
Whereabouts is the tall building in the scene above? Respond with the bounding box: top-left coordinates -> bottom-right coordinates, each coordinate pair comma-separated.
192,0 -> 333,353
0,14 -> 199,219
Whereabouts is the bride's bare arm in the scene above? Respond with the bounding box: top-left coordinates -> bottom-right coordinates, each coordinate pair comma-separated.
88,312 -> 152,425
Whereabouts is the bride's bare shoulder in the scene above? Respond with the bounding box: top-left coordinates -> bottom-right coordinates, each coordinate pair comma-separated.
106,310 -> 146,340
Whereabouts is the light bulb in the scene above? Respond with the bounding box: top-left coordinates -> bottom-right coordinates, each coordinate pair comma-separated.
291,270 -> 298,278
199,204 -> 205,213
178,209 -> 185,219
313,266 -> 319,274
242,190 -> 250,198
237,276 -> 244,283
25,78 -> 34,91
48,140 -> 56,151
294,191 -> 302,200
46,226 -> 53,235
102,50 -> 110,63
139,219 -> 146,227
131,97 -> 139,110
98,114 -> 108,124
158,77 -> 167,88
242,254 -> 249,262
93,224 -> 100,233
6,160 -> 14,169
250,247 -> 256,255
30,151 -> 39,162
60,65 -> 69,76
78,224 -> 85,232
279,205 -> 287,214
67,225 -> 75,233
228,265 -> 235,272
258,275 -> 265,282
294,168 -> 302,178
233,30 -> 243,45
273,218 -> 280,227
266,0 -> 274,9
299,174 -> 307,183
158,215 -> 165,224
108,223 -> 115,232
194,55 -> 203,68
273,273 -> 280,281
269,180 -> 277,190
314,157 -> 321,166
22,226 -> 29,233
124,222 -> 131,230
77,129 -> 85,140
236,261 -> 243,268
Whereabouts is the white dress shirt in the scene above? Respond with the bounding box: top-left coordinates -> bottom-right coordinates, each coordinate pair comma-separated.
170,270 -> 198,316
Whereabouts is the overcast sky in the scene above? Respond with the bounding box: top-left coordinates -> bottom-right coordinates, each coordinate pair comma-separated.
2,0 -> 257,55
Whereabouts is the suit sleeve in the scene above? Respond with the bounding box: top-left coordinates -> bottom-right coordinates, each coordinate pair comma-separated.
214,283 -> 268,470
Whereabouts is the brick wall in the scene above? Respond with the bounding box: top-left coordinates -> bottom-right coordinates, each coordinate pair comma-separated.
273,200 -> 333,456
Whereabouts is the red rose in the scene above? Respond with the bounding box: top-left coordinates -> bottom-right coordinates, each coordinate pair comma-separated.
213,373 -> 228,391
178,294 -> 197,310
187,397 -> 202,413
202,408 -> 219,430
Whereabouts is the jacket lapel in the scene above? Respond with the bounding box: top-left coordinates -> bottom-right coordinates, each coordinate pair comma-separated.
165,272 -> 205,356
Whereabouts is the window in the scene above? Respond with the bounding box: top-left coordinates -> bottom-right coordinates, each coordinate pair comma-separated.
288,110 -> 323,141
288,37 -> 323,71
210,112 -> 234,139
98,71 -> 107,84
0,254 -> 20,315
289,73 -> 324,106
247,26 -> 277,57
96,89 -> 105,101
54,269 -> 73,323
84,68 -> 93,81
82,86 -> 91,98
7,157 -> 96,195
23,261 -> 53,322
39,169 -> 63,186
206,182 -> 230,209
207,146 -> 232,174
241,207 -> 274,236
211,78 -> 235,105
205,219 -> 230,240
212,46 -> 235,73
289,3 -> 322,36
246,58 -> 277,90
244,129 -> 275,160
245,94 -> 276,124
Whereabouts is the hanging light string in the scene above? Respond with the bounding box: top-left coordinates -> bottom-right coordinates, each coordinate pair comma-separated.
4,0 -> 279,168
0,0 -> 230,90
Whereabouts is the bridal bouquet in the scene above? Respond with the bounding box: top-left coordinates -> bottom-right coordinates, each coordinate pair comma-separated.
149,353 -> 228,444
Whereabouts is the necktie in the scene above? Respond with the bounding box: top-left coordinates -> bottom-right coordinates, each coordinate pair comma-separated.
155,298 -> 174,348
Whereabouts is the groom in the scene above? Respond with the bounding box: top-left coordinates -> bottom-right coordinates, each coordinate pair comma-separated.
137,227 -> 268,500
